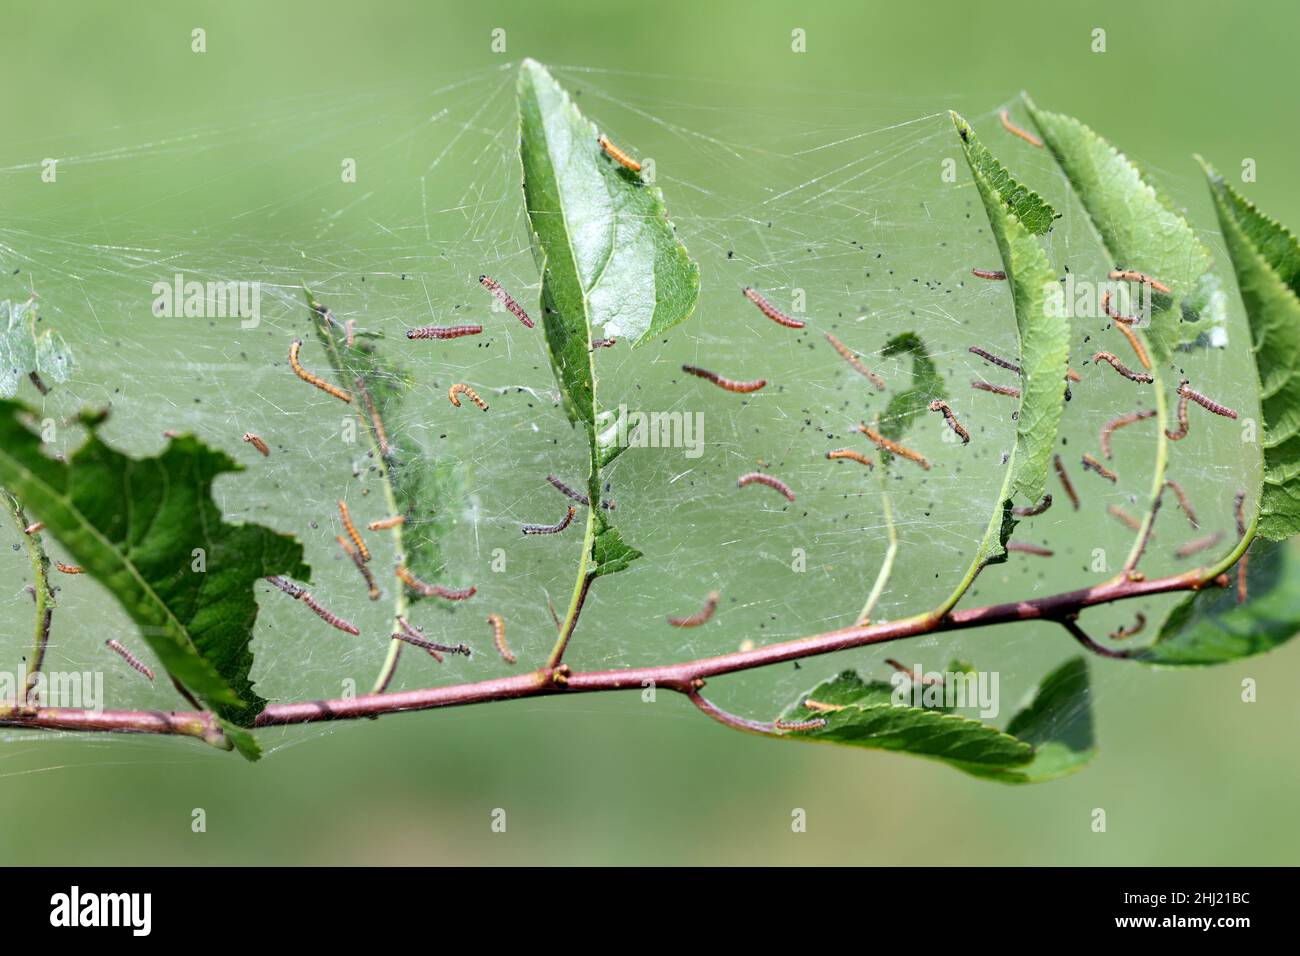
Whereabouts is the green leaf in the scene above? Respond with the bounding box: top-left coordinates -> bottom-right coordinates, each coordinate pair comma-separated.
952,128 -> 1058,235
0,298 -> 74,397
220,720 -> 263,762
303,289 -> 466,599
518,59 -> 698,578
949,113 -> 1069,576
1137,540 -> 1300,666
777,658 -> 1095,784
877,332 -> 946,443
1202,169 -> 1300,541
0,400 -> 309,726
1022,95 -> 1226,361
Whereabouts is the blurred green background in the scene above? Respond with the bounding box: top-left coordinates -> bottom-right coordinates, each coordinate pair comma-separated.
2,0 -> 1298,865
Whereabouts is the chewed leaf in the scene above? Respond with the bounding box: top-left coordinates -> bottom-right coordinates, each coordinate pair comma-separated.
0,298 -> 75,397
0,399 -> 309,727
591,522 -> 641,578
1202,170 -> 1300,541
1022,95 -> 1225,361
878,332 -> 945,443
1139,540 -> 1300,666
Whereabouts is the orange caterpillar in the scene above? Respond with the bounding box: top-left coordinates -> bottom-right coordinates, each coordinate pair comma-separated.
1112,320 -> 1151,370
106,639 -> 154,682
743,287 -> 807,329
1164,479 -> 1199,529
999,109 -> 1043,148
826,448 -> 874,468
1107,504 -> 1142,532
1099,409 -> 1156,459
448,383 -> 489,411
56,563 -> 83,574
774,718 -> 826,732
598,134 -> 641,173
336,535 -> 380,601
355,379 -> 392,459
858,424 -> 930,470
24,521 -> 43,534
1053,454 -> 1080,510
367,515 -> 405,531
667,591 -> 719,628
736,471 -> 796,502
242,432 -> 270,457
801,699 -> 843,714
681,364 -> 766,394
1101,290 -> 1139,325
1092,351 -> 1153,384
488,613 -> 515,664
1109,269 -> 1172,294
929,400 -> 969,444
289,340 -> 351,403
338,501 -> 370,562
396,565 -> 477,601
825,332 -> 885,389
1081,453 -> 1118,484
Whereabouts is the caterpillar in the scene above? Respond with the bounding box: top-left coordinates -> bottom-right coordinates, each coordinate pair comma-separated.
742,287 -> 806,329
106,639 -> 155,682
971,379 -> 1021,398
591,337 -> 617,349
1013,495 -> 1052,517
265,575 -> 306,599
376,644 -> 403,690
1164,479 -> 1199,529
681,364 -> 766,394
367,515 -> 406,531
773,718 -> 826,733
395,565 -> 477,601
345,318 -> 356,348
1125,490 -> 1162,575
478,275 -> 535,328
336,535 -> 380,601
355,379 -> 392,459
928,400 -> 970,444
667,591 -> 719,628
826,448 -> 874,468
1081,453 -> 1118,484
1109,612 -> 1147,641
1092,351 -> 1153,384
394,618 -> 471,659
487,613 -> 515,664
406,324 -> 482,340
1107,504 -> 1142,532
55,563 -> 83,574
545,475 -> 615,510
736,471 -> 797,501
1053,454 -> 1081,510
289,339 -> 352,403
1112,319 -> 1152,370
825,332 -> 886,389
999,109 -> 1043,148
1175,532 -> 1222,559
242,432 -> 270,456
1101,290 -> 1139,325
971,268 -> 1007,281
1235,491 -> 1249,604
858,424 -> 930,470
968,345 -> 1021,375
338,501 -> 370,562
1109,269 -> 1172,295
1099,409 -> 1156,459
448,383 -> 489,411
1066,367 -> 1082,383
597,134 -> 641,173
521,505 -> 576,535
1007,542 -> 1054,557
301,592 -> 360,635
885,658 -> 944,685
1179,381 -> 1238,420
801,699 -> 844,713
1165,392 -> 1190,441
24,521 -> 43,534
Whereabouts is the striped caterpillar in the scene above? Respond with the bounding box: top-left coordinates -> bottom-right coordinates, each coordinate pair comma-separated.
736,471 -> 796,501
928,400 -> 969,444
242,432 -> 270,456
1109,269 -> 1172,294
1053,455 -> 1081,510
479,275 -> 535,328
1164,479 -> 1199,529
1007,542 -> 1054,557
289,340 -> 352,403
1175,532 -> 1222,559
1013,495 -> 1052,517
1165,391 -> 1190,441
487,613 -> 515,664
1109,612 -> 1147,641
667,591 -> 719,628
1112,320 -> 1152,370
300,592 -> 360,635
337,535 -> 380,601
1081,453 -> 1118,484
591,337 -> 617,349
521,506 -> 576,535
55,563 -> 83,574
1101,290 -> 1139,325
597,134 -> 641,173
999,109 -> 1043,148
1107,504 -> 1142,532
885,659 -> 945,685
106,639 -> 155,682
367,515 -> 405,531
1099,409 -> 1156,459
971,268 -> 1007,281
858,424 -> 930,470
971,380 -> 1021,398
448,383 -> 489,411
743,287 -> 806,329
681,364 -> 767,393
825,332 -> 886,389
546,475 -> 615,510
1179,381 -> 1238,420
395,565 -> 476,601
406,324 -> 482,340
1092,351 -> 1153,384
355,379 -> 392,459
774,718 -> 826,732
338,501 -> 370,562
826,448 -> 874,468
968,345 -> 1021,375
395,617 -> 471,660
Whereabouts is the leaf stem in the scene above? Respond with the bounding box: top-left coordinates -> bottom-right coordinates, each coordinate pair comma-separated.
547,507 -> 596,668
1121,346 -> 1168,574
2,487 -> 55,707
857,476 -> 897,624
